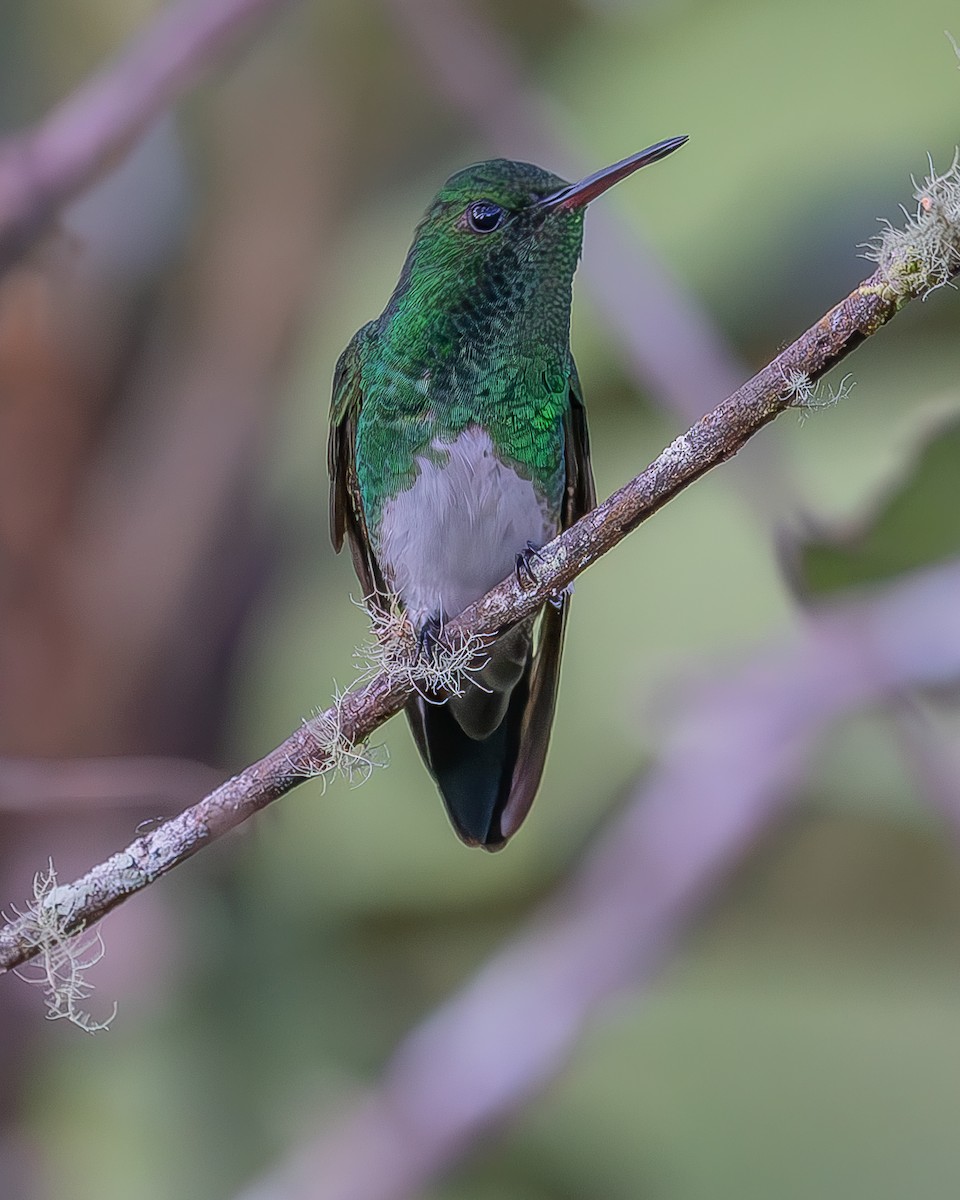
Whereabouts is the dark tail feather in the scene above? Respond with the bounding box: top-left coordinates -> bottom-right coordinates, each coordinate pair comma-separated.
496,598 -> 566,842
407,672 -> 530,849
406,599 -> 567,850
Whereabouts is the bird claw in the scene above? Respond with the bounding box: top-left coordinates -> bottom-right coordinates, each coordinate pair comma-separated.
515,541 -> 544,588
416,614 -> 443,660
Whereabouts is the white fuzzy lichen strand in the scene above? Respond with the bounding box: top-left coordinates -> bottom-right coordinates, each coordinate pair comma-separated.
782,368 -> 817,408
283,591 -> 493,795
863,154 -> 960,297
352,597 -> 491,698
291,696 -> 387,791
782,368 -> 855,422
8,860 -> 116,1033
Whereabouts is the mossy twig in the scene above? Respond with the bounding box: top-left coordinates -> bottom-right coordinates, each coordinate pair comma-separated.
1,162 -> 958,980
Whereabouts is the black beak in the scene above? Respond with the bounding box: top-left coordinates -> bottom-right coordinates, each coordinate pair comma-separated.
537,135 -> 688,211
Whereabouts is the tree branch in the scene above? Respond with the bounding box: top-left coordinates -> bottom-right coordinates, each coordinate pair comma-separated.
0,0 -> 293,268
0,263 -> 928,975
234,556 -> 960,1200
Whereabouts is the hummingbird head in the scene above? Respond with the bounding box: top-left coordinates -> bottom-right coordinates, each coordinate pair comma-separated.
381,137 -> 688,359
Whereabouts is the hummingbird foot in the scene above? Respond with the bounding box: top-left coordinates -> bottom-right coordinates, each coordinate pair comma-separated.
415,614 -> 444,661
548,582 -> 573,610
515,541 -> 545,588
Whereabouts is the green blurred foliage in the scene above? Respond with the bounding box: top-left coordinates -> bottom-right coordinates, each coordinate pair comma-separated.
798,411 -> 960,594
5,0 -> 960,1197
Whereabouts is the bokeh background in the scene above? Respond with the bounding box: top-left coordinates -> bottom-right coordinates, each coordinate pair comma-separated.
1,0 -> 960,1197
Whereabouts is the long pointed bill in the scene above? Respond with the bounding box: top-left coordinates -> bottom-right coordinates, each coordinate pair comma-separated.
537,135 -> 688,211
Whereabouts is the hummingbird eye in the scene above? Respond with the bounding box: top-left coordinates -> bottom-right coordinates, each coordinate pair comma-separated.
465,200 -> 505,233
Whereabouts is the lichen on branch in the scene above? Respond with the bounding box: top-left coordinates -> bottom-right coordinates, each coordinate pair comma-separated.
7,861 -> 117,1033
1,157 -> 958,989
864,154 -> 960,298
353,596 -> 492,696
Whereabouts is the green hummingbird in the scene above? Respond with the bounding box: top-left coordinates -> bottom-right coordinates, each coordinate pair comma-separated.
329,136 -> 687,850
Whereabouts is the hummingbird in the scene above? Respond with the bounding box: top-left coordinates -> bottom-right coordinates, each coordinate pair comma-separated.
329,136 -> 687,850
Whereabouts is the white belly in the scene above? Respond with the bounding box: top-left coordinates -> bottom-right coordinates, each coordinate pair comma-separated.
378,427 -> 556,627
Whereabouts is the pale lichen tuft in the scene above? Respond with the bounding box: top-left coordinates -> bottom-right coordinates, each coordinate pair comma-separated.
863,154 -> 960,297
9,860 -> 117,1033
783,368 -> 855,422
291,698 -> 387,792
782,368 -> 817,408
353,596 -> 490,698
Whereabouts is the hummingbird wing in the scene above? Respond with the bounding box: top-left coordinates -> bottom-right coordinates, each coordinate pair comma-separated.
408,358 -> 596,850
562,356 -> 598,521
327,326 -> 387,605
492,356 -> 596,844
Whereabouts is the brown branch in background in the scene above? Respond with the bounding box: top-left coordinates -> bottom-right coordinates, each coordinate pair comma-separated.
0,756 -> 222,814
0,24 -> 334,758
234,558 -> 960,1200
0,0 -> 294,268
60,52 -> 336,747
0,265 -> 922,974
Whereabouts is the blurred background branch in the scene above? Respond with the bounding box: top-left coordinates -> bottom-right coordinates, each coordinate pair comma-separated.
0,756 -> 221,813
0,0 -> 294,268
1,2 -> 959,1199
238,557 -> 960,1200
0,5 -> 332,1193
0,251 -> 932,975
